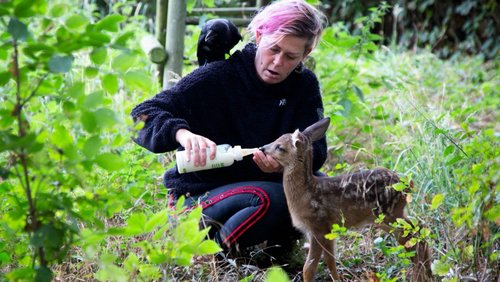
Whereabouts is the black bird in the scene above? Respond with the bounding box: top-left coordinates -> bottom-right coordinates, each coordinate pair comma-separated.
197,19 -> 242,66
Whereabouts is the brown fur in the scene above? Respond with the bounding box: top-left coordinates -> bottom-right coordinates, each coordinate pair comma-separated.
260,118 -> 432,281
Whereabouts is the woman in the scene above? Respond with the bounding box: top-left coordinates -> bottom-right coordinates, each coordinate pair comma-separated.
131,0 -> 327,257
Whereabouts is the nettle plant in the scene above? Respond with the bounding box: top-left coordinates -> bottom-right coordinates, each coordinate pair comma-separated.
0,1 -> 219,281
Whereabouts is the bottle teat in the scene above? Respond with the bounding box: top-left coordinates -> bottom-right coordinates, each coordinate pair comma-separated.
240,148 -> 259,157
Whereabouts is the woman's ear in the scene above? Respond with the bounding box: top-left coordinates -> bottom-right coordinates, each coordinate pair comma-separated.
303,48 -> 312,59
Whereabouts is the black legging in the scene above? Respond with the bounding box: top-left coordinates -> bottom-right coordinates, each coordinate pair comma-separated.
183,181 -> 299,250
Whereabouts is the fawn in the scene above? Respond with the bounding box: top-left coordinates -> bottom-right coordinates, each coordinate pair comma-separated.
260,117 -> 432,282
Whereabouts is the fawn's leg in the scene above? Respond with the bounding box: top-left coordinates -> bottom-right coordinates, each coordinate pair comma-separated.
319,236 -> 340,281
303,235 -> 323,282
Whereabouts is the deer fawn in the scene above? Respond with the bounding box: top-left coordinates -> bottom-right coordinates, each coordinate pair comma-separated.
260,118 -> 432,282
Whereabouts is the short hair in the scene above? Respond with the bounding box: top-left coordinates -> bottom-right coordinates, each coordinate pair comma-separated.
247,0 -> 327,50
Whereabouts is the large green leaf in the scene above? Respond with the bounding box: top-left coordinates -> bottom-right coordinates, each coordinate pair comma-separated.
90,47 -> 107,65
82,135 -> 101,158
83,91 -> 104,109
81,110 -> 97,133
0,71 -> 12,86
123,70 -> 150,92
102,73 -> 119,94
197,240 -> 221,255
111,53 -> 137,72
65,14 -> 88,31
95,14 -> 125,32
7,18 -> 29,41
144,210 -> 169,232
95,153 -> 124,171
94,108 -> 118,129
48,55 -> 73,73
49,3 -> 68,17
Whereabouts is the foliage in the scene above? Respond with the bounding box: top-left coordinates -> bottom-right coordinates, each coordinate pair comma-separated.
321,0 -> 499,59
0,0 -> 219,281
0,0 -> 498,281
314,1 -> 499,278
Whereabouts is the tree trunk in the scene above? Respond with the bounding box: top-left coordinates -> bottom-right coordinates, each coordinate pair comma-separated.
163,0 -> 186,89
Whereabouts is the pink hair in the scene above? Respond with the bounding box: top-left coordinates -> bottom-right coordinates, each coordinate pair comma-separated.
247,0 -> 326,49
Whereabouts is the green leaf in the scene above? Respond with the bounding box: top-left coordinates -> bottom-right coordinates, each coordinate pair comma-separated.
152,225 -> 169,240
95,153 -> 124,171
144,210 -> 169,232
95,14 -> 125,32
198,240 -> 222,255
85,67 -> 99,78
0,252 -> 10,264
446,155 -> 463,166
48,55 -> 73,73
265,267 -> 290,282
83,31 -> 111,46
65,14 -> 88,30
431,259 -> 451,276
8,18 -> 29,41
50,125 -> 73,147
112,53 -> 137,72
50,3 -> 67,17
34,266 -> 53,282
5,267 -> 36,280
94,108 -> 118,128
67,82 -> 85,99
430,193 -> 445,210
0,71 -> 12,86
114,31 -> 134,47
353,85 -> 364,102
102,73 -> 119,94
392,182 -> 407,192
90,47 -> 107,65
83,91 -> 104,109
94,263 -> 128,282
123,70 -> 151,92
443,145 -> 455,157
83,135 -> 101,158
484,204 -> 500,223
126,212 -> 147,234
81,111 -> 97,133
14,0 -> 46,17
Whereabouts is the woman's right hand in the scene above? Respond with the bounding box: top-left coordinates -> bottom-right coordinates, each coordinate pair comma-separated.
175,129 -> 217,167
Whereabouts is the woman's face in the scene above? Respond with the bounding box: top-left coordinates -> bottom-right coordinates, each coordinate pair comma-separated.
254,34 -> 311,84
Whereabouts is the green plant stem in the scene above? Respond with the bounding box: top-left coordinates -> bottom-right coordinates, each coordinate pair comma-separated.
12,38 -> 47,268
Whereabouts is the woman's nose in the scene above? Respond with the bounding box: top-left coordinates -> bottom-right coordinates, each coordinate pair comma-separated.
273,54 -> 283,66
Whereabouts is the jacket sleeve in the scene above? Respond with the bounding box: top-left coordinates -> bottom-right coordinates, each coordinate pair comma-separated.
130,90 -> 190,153
130,69 -> 211,153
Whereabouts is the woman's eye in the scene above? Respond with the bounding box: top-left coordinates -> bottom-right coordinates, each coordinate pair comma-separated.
270,47 -> 280,53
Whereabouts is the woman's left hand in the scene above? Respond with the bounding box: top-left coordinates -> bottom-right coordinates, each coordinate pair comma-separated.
253,150 -> 282,173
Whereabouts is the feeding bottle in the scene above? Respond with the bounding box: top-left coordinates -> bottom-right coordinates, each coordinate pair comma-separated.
176,144 -> 258,174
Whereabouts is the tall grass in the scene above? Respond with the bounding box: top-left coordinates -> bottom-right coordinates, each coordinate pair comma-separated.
315,42 -> 499,280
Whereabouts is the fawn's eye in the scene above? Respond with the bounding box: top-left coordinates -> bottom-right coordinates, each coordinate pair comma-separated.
275,144 -> 286,152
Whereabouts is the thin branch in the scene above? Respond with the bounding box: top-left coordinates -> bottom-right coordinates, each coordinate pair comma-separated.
20,73 -> 48,108
12,37 -> 48,267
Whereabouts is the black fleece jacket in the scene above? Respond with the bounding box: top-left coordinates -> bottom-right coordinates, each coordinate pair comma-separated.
131,43 -> 327,197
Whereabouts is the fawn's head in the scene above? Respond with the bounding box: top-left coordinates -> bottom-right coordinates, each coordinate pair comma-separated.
260,118 -> 330,166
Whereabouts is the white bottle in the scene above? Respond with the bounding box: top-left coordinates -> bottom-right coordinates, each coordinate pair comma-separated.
176,144 -> 258,174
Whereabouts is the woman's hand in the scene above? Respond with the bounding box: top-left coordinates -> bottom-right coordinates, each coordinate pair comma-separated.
253,150 -> 282,173
175,129 -> 217,167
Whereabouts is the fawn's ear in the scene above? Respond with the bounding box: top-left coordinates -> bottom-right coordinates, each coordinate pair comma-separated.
291,129 -> 301,148
302,117 -> 330,142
